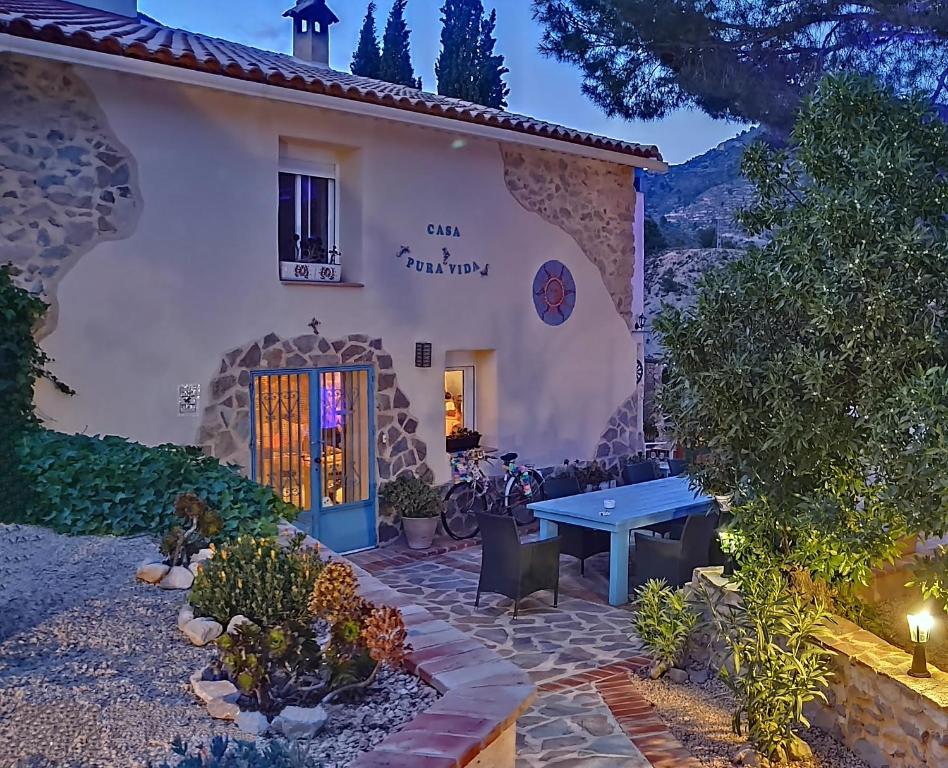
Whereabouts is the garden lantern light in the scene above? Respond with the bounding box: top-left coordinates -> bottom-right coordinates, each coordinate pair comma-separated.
907,611 -> 934,678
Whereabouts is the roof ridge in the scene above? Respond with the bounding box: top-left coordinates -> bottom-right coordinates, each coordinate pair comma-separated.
0,0 -> 663,163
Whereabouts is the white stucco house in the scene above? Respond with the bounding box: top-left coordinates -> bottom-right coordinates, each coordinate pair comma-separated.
0,0 -> 666,552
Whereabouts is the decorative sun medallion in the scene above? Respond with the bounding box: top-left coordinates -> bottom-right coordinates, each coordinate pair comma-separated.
533,260 -> 576,326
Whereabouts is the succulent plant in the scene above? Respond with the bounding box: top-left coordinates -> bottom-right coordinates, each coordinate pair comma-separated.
308,561 -> 359,624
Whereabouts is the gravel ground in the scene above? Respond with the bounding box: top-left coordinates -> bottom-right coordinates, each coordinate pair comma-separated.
0,525 -> 435,768
301,667 -> 436,767
630,674 -> 869,768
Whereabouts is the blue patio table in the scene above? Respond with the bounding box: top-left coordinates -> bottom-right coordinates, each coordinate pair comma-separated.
527,476 -> 712,606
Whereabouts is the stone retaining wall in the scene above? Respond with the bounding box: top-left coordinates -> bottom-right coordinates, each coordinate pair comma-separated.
691,567 -> 948,768
285,526 -> 536,768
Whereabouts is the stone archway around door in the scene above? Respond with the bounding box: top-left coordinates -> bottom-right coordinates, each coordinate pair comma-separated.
197,332 -> 431,545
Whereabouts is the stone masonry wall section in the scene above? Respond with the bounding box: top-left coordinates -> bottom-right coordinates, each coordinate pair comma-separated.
199,333 -> 431,544
501,144 -> 637,336
595,392 -> 644,465
501,145 -> 644,465
0,54 -> 141,336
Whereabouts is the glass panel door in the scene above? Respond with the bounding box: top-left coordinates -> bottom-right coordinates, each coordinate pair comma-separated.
316,368 -> 375,552
252,372 -> 311,510
252,367 -> 375,553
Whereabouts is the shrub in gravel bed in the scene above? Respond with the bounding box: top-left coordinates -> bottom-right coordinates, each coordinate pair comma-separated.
192,541 -> 411,721
704,568 -> 833,764
16,430 -> 297,538
160,494 -> 224,567
632,578 -> 699,677
191,535 -> 323,626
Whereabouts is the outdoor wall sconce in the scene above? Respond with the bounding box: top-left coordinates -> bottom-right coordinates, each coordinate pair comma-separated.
415,342 -> 432,368
907,611 -> 934,678
633,313 -> 647,332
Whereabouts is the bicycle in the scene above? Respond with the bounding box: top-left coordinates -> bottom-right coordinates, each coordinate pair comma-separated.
441,449 -> 545,540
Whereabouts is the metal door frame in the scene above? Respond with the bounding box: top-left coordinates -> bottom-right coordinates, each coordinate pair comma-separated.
249,365 -> 377,550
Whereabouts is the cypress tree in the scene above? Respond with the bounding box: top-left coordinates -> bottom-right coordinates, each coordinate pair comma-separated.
476,8 -> 508,109
436,1 -> 508,108
351,2 -> 382,79
436,0 -> 482,103
379,0 -> 422,89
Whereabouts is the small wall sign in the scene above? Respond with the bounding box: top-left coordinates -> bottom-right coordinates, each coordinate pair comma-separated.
178,384 -> 200,415
396,239 -> 488,279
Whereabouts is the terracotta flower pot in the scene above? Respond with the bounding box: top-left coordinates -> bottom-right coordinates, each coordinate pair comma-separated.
403,516 -> 439,550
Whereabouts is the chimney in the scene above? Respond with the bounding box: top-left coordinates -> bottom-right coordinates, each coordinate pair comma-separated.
75,0 -> 138,17
283,1 -> 340,65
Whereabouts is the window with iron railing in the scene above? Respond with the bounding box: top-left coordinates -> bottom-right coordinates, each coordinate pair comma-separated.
278,168 -> 341,283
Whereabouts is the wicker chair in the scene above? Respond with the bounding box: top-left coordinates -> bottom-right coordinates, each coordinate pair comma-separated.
622,461 -> 683,538
633,512 -> 719,588
544,476 -> 611,577
475,513 -> 560,618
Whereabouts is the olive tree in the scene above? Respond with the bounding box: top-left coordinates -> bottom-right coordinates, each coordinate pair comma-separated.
656,75 -> 948,589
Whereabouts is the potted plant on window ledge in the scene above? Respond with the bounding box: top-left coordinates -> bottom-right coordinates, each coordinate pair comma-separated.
380,473 -> 443,550
446,425 -> 481,454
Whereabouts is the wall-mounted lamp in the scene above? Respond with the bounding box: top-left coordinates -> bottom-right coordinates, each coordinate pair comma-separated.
415,342 -> 432,368
633,313 -> 647,333
907,611 -> 934,678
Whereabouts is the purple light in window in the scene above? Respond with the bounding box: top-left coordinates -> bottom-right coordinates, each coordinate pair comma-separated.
321,380 -> 344,429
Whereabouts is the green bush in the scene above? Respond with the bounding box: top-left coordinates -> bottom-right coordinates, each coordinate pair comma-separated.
14,430 -> 296,538
632,579 -> 699,673
704,567 -> 833,763
190,534 -> 323,626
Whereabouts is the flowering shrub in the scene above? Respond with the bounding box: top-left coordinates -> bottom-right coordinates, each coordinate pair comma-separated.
190,534 -> 322,626
308,561 -> 359,624
308,561 -> 411,689
362,606 -> 409,667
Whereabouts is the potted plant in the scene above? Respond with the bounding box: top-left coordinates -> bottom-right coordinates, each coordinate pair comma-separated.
572,460 -> 614,492
446,425 -> 481,453
380,473 -> 443,550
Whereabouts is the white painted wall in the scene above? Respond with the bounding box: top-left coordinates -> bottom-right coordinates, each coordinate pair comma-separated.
34,63 -> 642,484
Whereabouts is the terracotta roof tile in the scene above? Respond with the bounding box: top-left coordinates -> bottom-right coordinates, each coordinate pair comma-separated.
0,0 -> 663,163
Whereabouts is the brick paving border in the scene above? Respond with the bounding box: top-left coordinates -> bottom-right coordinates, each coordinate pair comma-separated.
354,537 -> 482,575
281,526 -> 535,768
350,536 -> 703,768
540,660 -> 702,768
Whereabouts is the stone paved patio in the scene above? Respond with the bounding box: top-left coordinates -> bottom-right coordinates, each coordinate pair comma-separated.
350,541 -> 671,767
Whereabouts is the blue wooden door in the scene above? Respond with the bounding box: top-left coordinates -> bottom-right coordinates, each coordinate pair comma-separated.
251,366 -> 376,553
